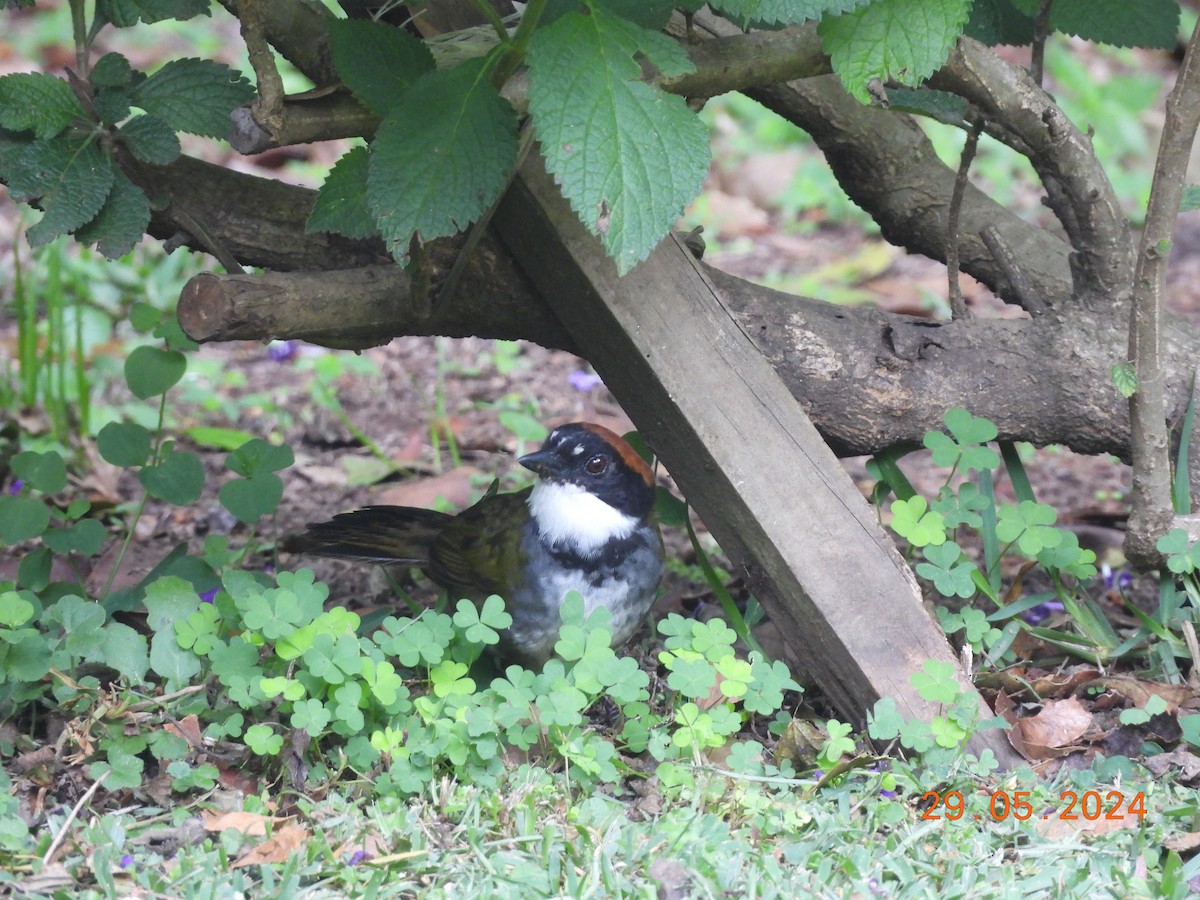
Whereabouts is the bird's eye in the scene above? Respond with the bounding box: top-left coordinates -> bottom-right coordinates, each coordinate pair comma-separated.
584,454 -> 608,475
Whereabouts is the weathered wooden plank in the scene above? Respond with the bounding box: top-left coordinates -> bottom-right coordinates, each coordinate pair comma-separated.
494,156 -> 1018,767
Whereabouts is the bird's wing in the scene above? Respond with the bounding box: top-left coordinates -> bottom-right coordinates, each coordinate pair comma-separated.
282,505 -> 451,564
428,489 -> 530,598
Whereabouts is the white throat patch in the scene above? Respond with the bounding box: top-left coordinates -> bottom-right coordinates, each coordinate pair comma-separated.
527,481 -> 637,555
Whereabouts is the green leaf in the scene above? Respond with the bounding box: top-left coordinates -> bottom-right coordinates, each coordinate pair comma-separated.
89,746 -> 144,790
102,622 -> 150,683
226,438 -> 293,477
1011,0 -> 1178,49
307,146 -> 377,239
964,0 -> 1034,45
0,496 -> 50,544
244,723 -> 283,755
819,0 -> 973,104
12,450 -> 68,493
118,114 -> 181,164
0,73 -> 86,138
995,500 -> 1062,556
328,19 -> 434,116
98,0 -> 211,26
8,133 -> 115,247
218,472 -> 283,522
73,170 -> 151,259
0,590 -> 36,628
911,659 -> 960,705
131,58 -> 254,138
1182,185 -> 1200,214
888,495 -> 947,547
42,519 -> 106,556
527,7 -> 710,274
884,87 -> 968,126
91,53 -> 134,89
710,0 -> 867,26
125,345 -> 186,398
97,421 -> 153,467
915,541 -> 977,599
139,449 -> 205,504
367,57 -> 518,261
183,426 -> 256,451
1111,361 -> 1138,398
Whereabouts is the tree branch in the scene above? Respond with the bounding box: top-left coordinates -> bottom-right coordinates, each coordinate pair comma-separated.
1126,17 -> 1200,563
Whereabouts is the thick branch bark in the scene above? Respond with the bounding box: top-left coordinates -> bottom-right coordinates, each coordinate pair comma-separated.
130,155 -> 387,271
178,252 -> 1200,466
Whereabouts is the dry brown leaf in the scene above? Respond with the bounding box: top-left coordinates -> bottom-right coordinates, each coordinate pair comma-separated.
1144,748 -> 1200,783
1090,676 -> 1197,713
1035,810 -> 1139,841
232,823 -> 309,868
1009,697 -> 1092,760
164,714 -> 204,749
201,810 -> 291,837
376,466 -> 480,511
1163,831 -> 1200,854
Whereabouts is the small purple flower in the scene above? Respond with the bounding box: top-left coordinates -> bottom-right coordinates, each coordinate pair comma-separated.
879,788 -> 897,799
8,479 -> 22,495
1101,564 -> 1133,592
267,340 -> 297,363
198,588 -> 218,604
1022,599 -> 1065,625
119,854 -> 134,869
568,370 -> 603,392
347,850 -> 370,866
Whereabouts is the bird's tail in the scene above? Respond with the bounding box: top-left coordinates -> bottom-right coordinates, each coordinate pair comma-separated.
282,505 -> 452,564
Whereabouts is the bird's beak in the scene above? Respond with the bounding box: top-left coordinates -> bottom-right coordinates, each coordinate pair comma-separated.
518,448 -> 560,479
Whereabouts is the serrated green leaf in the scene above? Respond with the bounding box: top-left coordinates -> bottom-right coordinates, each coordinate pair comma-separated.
819,0 -> 973,104
528,7 -> 710,274
964,0 -> 1034,45
131,58 -> 254,138
0,73 -> 86,139
328,19 -> 434,116
118,114 -> 181,164
367,57 -> 518,260
307,146 -> 377,239
1111,361 -> 1138,398
91,53 -> 134,88
139,450 -> 205,504
93,88 -> 133,126
9,133 -> 115,247
709,0 -> 867,26
73,171 -> 151,259
1011,0 -> 1178,49
544,0 -> 681,29
98,0 -> 211,27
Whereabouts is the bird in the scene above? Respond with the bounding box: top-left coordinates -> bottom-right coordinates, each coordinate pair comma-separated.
283,422 -> 664,666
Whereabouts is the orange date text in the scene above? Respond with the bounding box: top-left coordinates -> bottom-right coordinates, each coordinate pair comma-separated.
919,790 -> 1146,822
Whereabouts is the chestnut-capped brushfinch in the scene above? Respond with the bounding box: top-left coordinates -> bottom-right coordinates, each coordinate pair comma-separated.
284,423 -> 664,665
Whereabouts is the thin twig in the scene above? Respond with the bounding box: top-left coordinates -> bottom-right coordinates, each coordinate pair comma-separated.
1031,0 -> 1054,87
947,118 -> 983,319
42,770 -> 109,864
